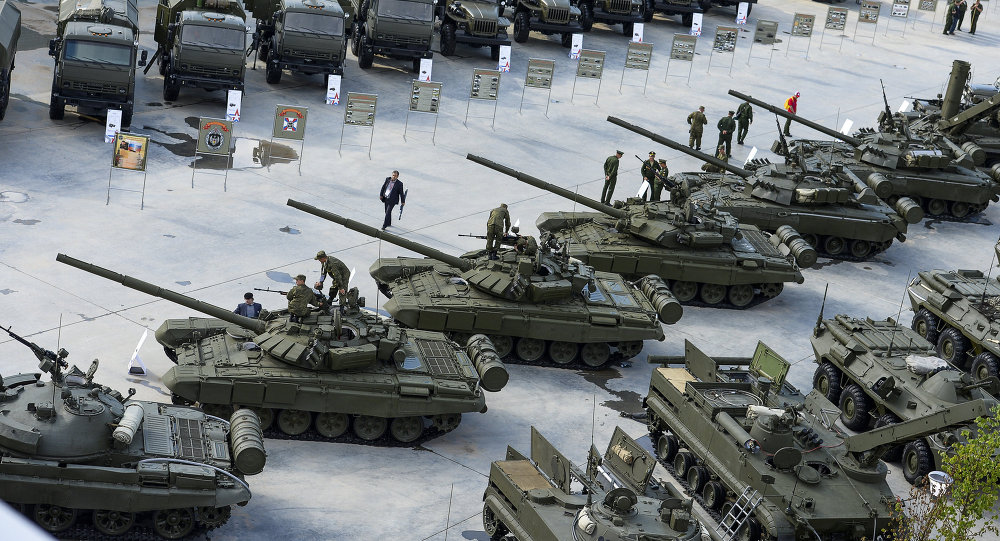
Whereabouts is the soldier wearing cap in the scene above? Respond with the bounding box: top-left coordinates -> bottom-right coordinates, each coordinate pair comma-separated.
651,159 -> 670,201
641,151 -> 661,201
687,106 -> 708,150
486,203 -> 511,260
602,150 -> 623,205
315,250 -> 350,301
717,110 -> 737,158
286,274 -> 317,322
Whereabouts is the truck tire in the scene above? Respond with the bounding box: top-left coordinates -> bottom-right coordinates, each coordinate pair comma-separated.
0,70 -> 9,121
579,2 -> 594,31
901,439 -> 932,485
681,12 -> 692,26
910,308 -> 940,345
490,45 -> 500,60
266,60 -> 282,84
351,24 -> 361,57
411,58 -> 421,73
622,21 -> 633,36
838,383 -> 873,431
642,0 -> 653,22
698,0 -> 711,10
813,361 -> 842,403
121,105 -> 133,128
163,76 -> 180,101
971,351 -> 1000,382
936,327 -> 970,368
358,34 -> 374,69
440,22 -> 457,56
873,413 -> 903,462
158,53 -> 168,76
513,10 -> 530,43
49,97 -> 65,120
560,32 -> 572,47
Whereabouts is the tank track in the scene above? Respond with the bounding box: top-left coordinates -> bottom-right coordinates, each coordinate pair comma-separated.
261,422 -> 452,447
668,282 -> 785,310
801,236 -> 893,262
10,504 -> 229,541
446,332 -> 639,370
916,199 -> 989,222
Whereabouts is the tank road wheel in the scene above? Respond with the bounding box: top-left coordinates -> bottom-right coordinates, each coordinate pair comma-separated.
490,335 -> 514,358
432,413 -> 462,432
560,32 -> 573,48
152,508 -> 195,540
759,283 -> 783,298
483,503 -> 509,540
247,407 -> 274,430
33,505 -> 77,533
839,383 -> 873,431
902,439 -> 933,485
849,239 -> 872,259
673,451 -> 694,477
197,506 -> 231,529
686,464 -> 709,493
801,233 -> 819,249
972,352 -> 1000,382
93,509 -> 135,536
580,343 -> 611,367
671,281 -> 698,302
655,434 -> 679,462
440,22 -> 458,56
823,236 -> 846,257
738,517 -> 763,541
950,201 -> 972,219
579,2 -> 594,31
727,285 -> 754,308
548,341 -> 579,364
936,327 -> 970,368
925,198 -> 948,217
813,361 -> 843,402
702,480 -> 726,510
699,283 -> 726,305
390,416 -> 425,443
874,413 -> 903,462
276,409 -> 312,436
911,308 -> 940,345
515,337 -> 546,363
315,412 -> 350,438
617,341 -> 643,360
513,11 -> 530,43
353,415 -> 388,441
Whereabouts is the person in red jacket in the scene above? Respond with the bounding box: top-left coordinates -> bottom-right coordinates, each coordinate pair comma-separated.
783,92 -> 799,136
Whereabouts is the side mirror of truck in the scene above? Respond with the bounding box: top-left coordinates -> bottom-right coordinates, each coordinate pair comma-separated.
48,39 -> 57,57
138,50 -> 148,67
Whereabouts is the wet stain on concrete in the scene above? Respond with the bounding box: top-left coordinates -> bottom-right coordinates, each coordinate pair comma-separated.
13,219 -> 39,225
175,281 -> 191,286
0,191 -> 29,203
249,139 -> 299,168
146,102 -> 164,107
266,271 -> 295,284
581,369 -> 643,416
125,378 -> 171,397
163,234 -> 175,238
462,531 -> 489,540
279,226 -> 301,234
75,313 -> 95,321
143,121 -> 197,157
0,289 -> 16,295
811,258 -> 846,270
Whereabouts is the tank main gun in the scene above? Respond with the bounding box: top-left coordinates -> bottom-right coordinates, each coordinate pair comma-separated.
727,90 -> 864,147
606,116 -> 753,178
2,325 -> 69,380
56,254 -> 267,335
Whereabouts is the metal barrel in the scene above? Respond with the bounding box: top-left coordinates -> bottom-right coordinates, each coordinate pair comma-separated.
727,90 -> 863,147
56,253 -> 266,334
228,408 -> 267,475
605,116 -> 752,178
466,334 -> 509,392
637,275 -> 683,324
465,154 -> 629,219
941,60 -> 971,120
287,199 -> 474,272
715,411 -> 757,450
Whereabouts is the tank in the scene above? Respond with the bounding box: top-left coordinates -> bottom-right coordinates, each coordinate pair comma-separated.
644,339 -> 988,539
0,326 -> 265,539
483,425 -> 702,541
730,89 -> 1000,221
288,199 -> 678,369
56,253 -> 507,444
809,313 -> 999,484
609,117 -> 921,261
467,154 -> 807,309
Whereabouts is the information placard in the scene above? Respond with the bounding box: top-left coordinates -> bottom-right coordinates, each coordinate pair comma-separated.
112,133 -> 150,171
409,81 -> 441,113
860,0 -> 881,23
753,20 -> 778,44
791,13 -> 815,36
326,74 -> 341,105
625,42 -> 653,70
498,45 -> 511,72
226,90 -> 242,122
576,49 -> 606,79
419,58 -> 432,82
470,68 -> 501,100
526,58 -> 555,88
917,0 -> 937,11
736,1 -> 749,24
715,26 -> 739,51
196,118 -> 233,156
272,105 -> 308,140
670,34 -> 697,61
891,0 -> 910,16
104,109 -> 122,143
570,33 -> 583,58
826,6 -> 849,29
345,93 -> 377,126
631,22 -> 643,42
691,12 -> 703,35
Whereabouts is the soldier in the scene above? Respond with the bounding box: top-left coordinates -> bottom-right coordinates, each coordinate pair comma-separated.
735,99 -> 753,145
717,110 -> 736,157
955,0 -> 968,30
651,159 -> 670,201
943,0 -> 956,34
687,106 -> 708,150
314,250 -> 350,301
640,151 -> 661,201
515,230 -> 539,256
783,92 -> 799,136
701,146 -> 730,173
602,150 -> 623,205
486,203 -> 511,260
286,274 -> 317,322
969,0 -> 983,33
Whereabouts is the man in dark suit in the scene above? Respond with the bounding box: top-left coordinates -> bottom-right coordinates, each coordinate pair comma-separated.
379,170 -> 406,230
234,292 -> 262,318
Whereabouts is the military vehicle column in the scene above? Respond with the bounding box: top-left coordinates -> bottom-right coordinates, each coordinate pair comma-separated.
246,0 -> 348,84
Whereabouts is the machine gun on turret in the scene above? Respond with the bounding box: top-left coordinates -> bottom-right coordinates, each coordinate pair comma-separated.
3,325 -> 69,379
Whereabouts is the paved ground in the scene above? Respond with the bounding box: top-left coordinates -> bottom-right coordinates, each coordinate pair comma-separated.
2,0 -> 999,538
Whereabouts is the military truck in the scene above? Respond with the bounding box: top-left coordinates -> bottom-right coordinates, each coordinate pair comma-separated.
641,0 -> 704,25
152,0 -> 248,101
48,0 -> 144,126
0,0 -> 19,121
349,0 -> 435,72
246,0 -> 348,84
507,0 -> 583,47
572,0 -> 642,35
436,0 -> 510,58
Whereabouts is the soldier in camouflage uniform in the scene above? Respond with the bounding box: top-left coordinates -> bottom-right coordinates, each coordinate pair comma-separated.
717,110 -> 736,157
314,250 -> 350,301
650,159 -> 670,201
286,274 -> 318,322
602,150 -> 623,205
701,145 -> 730,173
486,203 -> 511,260
687,106 -> 708,150
640,151 -> 661,201
735,100 -> 753,145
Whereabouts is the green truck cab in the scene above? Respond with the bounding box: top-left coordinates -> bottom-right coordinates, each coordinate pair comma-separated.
154,0 -> 248,101
507,0 -> 583,47
349,0 -> 435,72
48,0 -> 143,126
247,0 -> 347,84
572,0 -> 642,36
436,0 -> 510,59
0,0 -> 19,121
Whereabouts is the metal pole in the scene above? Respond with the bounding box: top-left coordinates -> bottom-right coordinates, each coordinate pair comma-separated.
595,76 -> 602,105
338,121 -> 346,157
545,86 -> 551,118
106,168 -> 113,205
404,108 -> 411,141
642,69 -> 649,95
491,98 -> 498,130
464,97 -> 472,126
298,139 -> 304,175
519,83 -> 526,114
368,125 -> 374,160
191,151 -> 198,188
140,170 -> 147,210
432,112 -> 438,144
571,75 -> 578,103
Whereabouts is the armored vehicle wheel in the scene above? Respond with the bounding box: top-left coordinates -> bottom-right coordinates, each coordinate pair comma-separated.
849,239 -> 872,259
432,413 -> 462,432
197,506 -> 231,529
702,481 -> 726,510
315,412 -> 350,438
738,518 -> 763,541
549,341 -> 579,364
354,415 -> 388,440
265,60 -> 282,84
622,21 -> 633,36
823,236 -> 846,256
560,33 -> 573,47
390,416 -> 424,442
581,342 -> 611,367
617,341 -> 643,359
839,383 -> 873,431
813,361 -> 842,402
33,505 -> 77,533
93,509 -> 135,536
950,201 -> 972,219
727,285 -> 754,308
152,508 -> 195,539
911,309 -> 940,344
491,45 -> 501,60
673,451 -> 694,477
902,439 -> 932,485
641,0 -> 653,22
158,54 -> 169,76
358,35 -> 374,69
516,337 -> 546,362
655,434 -> 679,462
671,281 -> 698,302
513,11 -> 530,43
440,22 -> 457,56
579,2 -> 594,31
277,409 -> 312,435
925,199 -> 947,217
699,283 -> 726,305
248,407 -> 274,430
49,98 -> 65,120
873,413 -> 903,462
163,77 -> 180,102
971,352 -> 1000,382
686,464 -> 709,492
936,327 -> 970,367
759,283 -> 783,298
483,503 -> 508,539
490,335 -> 514,357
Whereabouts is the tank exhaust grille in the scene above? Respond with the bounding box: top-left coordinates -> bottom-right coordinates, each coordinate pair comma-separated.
418,340 -> 459,376
177,418 -> 206,460
143,414 -> 174,456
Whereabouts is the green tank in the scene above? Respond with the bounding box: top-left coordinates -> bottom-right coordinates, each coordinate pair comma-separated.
644,339 -> 989,540
483,425 -> 702,541
731,89 -> 1000,221
810,313 -> 999,485
289,200 -> 678,369
610,117 -> 921,261
1,326 -> 265,539
467,154 -> 807,309
56,253 -> 508,444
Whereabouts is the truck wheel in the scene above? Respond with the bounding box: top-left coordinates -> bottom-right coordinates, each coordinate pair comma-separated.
812,361 -> 842,403
0,70 -> 9,121
490,45 -> 501,60
351,24 -> 361,57
873,413 -> 903,462
163,77 -> 180,102
910,308 -> 940,345
411,58 -> 421,73
579,2 -> 594,31
698,0 -> 711,10
622,21 -> 633,36
560,32 -> 572,47
158,54 -> 168,76
358,34 -> 374,69
121,106 -> 133,128
265,60 -> 282,84
440,22 -> 457,56
681,12 -> 693,26
49,98 -> 65,120
838,383 -> 873,431
901,439 -> 933,485
642,0 -> 653,22
936,327 -> 970,368
513,11 -> 530,43
971,352 -> 1000,382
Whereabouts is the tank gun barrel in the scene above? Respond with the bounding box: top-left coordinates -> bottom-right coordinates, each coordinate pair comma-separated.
465,154 -> 628,219
286,200 -> 474,272
727,90 -> 863,147
56,254 -> 267,334
605,116 -> 752,178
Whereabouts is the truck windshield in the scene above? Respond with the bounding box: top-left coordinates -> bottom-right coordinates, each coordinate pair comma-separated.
285,12 -> 345,35
64,40 -> 132,66
181,25 -> 246,50
376,0 -> 434,21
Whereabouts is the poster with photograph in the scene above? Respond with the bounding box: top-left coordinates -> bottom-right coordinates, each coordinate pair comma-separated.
112,133 -> 149,171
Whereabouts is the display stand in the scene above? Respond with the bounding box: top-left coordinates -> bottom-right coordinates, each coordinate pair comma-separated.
787,13 -> 815,59
619,42 -> 652,95
855,1 -> 881,45
191,118 -> 233,190
107,132 -> 150,209
745,21 -> 776,68
885,0 -> 910,36
266,105 -> 308,175
664,34 -> 696,85
571,49 -> 605,105
404,80 -> 441,143
465,68 -> 501,130
820,6 -> 850,50
520,58 -> 555,117
340,92 -> 378,159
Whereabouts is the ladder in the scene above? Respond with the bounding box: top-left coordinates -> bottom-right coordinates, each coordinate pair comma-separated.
715,486 -> 763,540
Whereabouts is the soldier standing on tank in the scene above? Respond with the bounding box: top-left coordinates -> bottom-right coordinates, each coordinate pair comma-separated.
286,274 -> 317,322
717,111 -> 736,158
651,159 -> 670,201
969,0 -> 983,33
955,0 -> 968,30
735,100 -> 753,145
314,250 -> 350,302
640,151 -> 661,201
602,150 -> 623,205
701,146 -> 730,173
783,92 -> 799,136
486,203 -> 511,260
687,106 -> 708,150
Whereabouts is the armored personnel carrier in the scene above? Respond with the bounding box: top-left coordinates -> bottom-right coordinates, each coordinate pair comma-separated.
610,116 -> 920,261
289,200 -> 678,369
468,154 -> 808,309
731,89 -> 1000,221
57,254 -> 508,444
645,339 -> 989,540
483,425 -> 701,541
810,314 -> 999,484
1,326 -> 265,538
